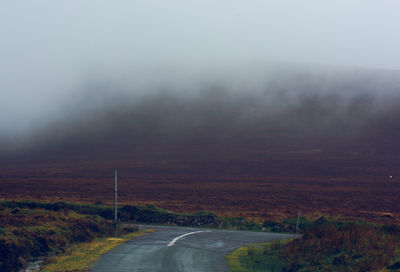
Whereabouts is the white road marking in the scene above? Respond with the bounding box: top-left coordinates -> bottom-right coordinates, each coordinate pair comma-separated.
167,230 -> 211,247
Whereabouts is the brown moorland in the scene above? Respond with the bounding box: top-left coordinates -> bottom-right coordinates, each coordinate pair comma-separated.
1,78 -> 400,223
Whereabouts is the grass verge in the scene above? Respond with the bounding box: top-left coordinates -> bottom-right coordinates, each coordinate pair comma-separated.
226,217 -> 400,272
39,229 -> 155,272
226,240 -> 292,272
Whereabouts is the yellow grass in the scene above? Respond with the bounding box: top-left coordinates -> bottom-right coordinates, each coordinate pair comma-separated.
39,229 -> 155,272
225,245 -> 254,272
225,241 -> 294,272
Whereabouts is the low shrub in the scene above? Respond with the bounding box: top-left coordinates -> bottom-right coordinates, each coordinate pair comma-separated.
279,218 -> 400,271
0,207 -> 115,272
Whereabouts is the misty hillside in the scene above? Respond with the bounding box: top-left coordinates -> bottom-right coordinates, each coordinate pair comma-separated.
1,68 -> 399,179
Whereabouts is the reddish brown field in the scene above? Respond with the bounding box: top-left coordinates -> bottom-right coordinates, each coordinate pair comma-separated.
1,89 -> 399,223
1,136 -> 399,224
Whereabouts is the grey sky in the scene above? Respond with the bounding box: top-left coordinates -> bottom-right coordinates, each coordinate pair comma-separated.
1,0 -> 400,133
2,1 -> 400,69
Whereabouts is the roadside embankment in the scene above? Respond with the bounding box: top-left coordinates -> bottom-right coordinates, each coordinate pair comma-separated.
0,201 -> 140,272
227,217 -> 400,272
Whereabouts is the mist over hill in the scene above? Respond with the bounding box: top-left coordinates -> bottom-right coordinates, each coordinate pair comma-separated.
1,66 -> 399,179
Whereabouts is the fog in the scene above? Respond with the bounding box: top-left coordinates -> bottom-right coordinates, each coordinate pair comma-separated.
1,66 -> 399,159
1,0 -> 400,155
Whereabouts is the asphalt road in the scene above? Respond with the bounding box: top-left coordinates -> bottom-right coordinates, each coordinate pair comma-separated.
91,225 -> 298,272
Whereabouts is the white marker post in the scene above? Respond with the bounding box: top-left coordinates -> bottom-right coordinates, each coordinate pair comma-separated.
114,170 -> 118,237
296,210 -> 301,233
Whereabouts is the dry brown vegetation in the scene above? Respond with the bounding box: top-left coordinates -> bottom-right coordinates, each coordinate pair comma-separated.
0,205 -> 115,272
280,219 -> 400,271
0,150 -> 399,224
1,87 -> 399,224
228,218 -> 400,272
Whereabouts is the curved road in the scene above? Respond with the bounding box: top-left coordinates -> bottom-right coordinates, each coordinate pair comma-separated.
91,225 -> 298,272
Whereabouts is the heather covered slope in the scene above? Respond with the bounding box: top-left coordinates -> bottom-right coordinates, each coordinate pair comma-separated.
0,68 -> 399,221
227,218 -> 400,272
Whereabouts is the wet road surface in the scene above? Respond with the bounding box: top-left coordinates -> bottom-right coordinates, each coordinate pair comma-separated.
91,225 -> 298,272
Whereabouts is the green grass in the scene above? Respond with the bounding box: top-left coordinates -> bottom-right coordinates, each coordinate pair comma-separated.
226,246 -> 251,272
226,241 -> 291,272
39,229 -> 155,272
